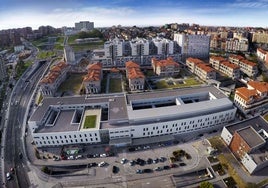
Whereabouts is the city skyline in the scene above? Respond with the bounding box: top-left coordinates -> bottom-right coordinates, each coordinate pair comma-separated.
0,0 -> 268,30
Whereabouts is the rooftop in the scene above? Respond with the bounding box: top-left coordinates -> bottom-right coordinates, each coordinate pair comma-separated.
226,116 -> 268,135
236,126 -> 265,149
186,57 -> 204,64
38,110 -> 78,133
248,81 -> 268,93
221,61 -> 240,70
210,56 -> 226,62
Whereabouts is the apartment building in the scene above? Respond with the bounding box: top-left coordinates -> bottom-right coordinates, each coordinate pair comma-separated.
210,56 -> 240,79
75,21 -> 94,31
186,57 -> 216,81
221,116 -> 268,174
252,32 -> 268,44
174,33 -> 210,59
229,55 -> 258,77
151,57 -> 180,76
257,48 -> 268,64
225,38 -> 248,52
83,62 -> 102,94
125,61 -> 145,91
234,81 -> 268,115
39,61 -> 70,96
99,37 -> 181,67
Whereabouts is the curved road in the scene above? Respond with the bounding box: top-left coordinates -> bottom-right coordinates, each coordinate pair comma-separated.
2,61 -> 49,188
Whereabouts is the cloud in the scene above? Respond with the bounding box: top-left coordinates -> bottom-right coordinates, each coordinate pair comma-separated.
228,0 -> 268,8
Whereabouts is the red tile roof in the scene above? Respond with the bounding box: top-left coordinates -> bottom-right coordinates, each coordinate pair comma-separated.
186,57 -> 204,64
40,72 -> 60,84
87,62 -> 102,70
128,68 -> 145,79
240,59 -> 256,67
247,81 -> 268,93
125,61 -> 144,79
196,63 -> 215,73
210,56 -> 226,62
152,57 -> 180,68
50,61 -> 68,72
126,61 -> 140,69
236,87 -> 257,102
221,61 -> 240,70
83,70 -> 101,81
229,54 -> 245,61
84,62 -> 102,82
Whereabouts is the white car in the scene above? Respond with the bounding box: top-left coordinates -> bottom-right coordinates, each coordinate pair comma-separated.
121,158 -> 127,164
6,172 -> 11,180
98,161 -> 106,167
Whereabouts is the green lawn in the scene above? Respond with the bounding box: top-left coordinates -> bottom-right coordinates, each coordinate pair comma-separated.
83,115 -> 97,129
37,51 -> 56,59
263,114 -> 268,121
15,61 -> 33,78
70,41 -> 104,52
155,77 -> 202,89
57,73 -> 86,95
109,78 -> 122,93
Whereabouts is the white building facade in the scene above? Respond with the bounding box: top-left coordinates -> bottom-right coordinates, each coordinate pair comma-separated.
29,86 -> 236,147
174,33 -> 210,59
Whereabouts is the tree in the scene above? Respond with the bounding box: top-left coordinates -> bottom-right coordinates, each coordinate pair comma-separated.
200,181 -> 214,188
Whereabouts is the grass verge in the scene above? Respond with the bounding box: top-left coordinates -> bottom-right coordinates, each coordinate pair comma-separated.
83,115 -> 96,129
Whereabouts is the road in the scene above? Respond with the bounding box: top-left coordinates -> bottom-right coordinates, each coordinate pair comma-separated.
2,60 -> 48,188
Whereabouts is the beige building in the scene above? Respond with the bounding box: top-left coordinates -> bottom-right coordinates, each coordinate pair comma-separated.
39,61 -> 70,96
252,32 -> 268,44
234,81 -> 268,114
257,48 -> 268,64
151,57 -> 180,77
83,62 -> 102,94
229,55 -> 258,77
126,61 -> 145,91
186,57 -> 216,81
210,56 -> 240,79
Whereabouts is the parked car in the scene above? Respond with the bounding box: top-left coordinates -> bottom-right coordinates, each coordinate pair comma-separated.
6,172 -> 11,180
100,153 -> 107,158
159,157 -> 166,162
136,158 -> 145,166
163,165 -> 170,170
121,158 -> 127,164
129,160 -> 135,166
136,169 -> 143,174
153,158 -> 159,164
87,154 -> 94,158
88,162 -> 98,167
170,163 -> 178,168
144,169 -> 153,173
98,161 -> 107,167
147,158 -> 153,164
179,162 -> 186,166
76,155 -> 83,159
68,155 -> 75,160
154,166 -> 163,171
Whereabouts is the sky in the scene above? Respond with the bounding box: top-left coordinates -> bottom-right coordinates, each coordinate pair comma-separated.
0,0 -> 268,30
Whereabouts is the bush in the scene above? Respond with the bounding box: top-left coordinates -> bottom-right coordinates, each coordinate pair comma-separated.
41,166 -> 51,174
200,181 -> 214,188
